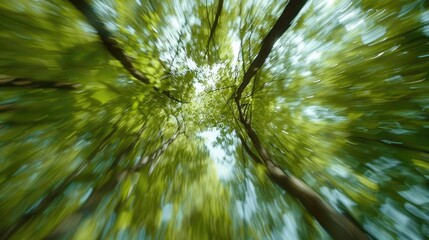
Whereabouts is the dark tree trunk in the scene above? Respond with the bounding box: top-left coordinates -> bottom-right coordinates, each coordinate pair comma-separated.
236,111 -> 368,239
266,161 -> 369,240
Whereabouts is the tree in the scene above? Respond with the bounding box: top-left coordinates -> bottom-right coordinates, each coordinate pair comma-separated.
231,0 -> 367,239
1,0 -> 428,239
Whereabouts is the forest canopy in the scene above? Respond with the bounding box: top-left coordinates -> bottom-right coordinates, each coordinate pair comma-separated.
0,0 -> 429,239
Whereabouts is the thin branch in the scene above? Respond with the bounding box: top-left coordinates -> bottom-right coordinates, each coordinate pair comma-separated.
168,17 -> 188,70
248,72 -> 260,124
131,126 -> 182,172
221,94 -> 261,165
203,85 -> 236,93
205,0 -> 224,60
237,131 -> 263,164
238,0 -> 247,74
205,0 -> 213,28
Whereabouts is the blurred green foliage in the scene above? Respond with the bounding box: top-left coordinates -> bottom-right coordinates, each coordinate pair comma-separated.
0,0 -> 428,239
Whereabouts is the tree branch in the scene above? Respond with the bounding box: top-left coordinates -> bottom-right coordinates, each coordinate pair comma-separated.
67,0 -> 186,103
205,0 -> 224,60
204,84 -> 235,93
234,0 -> 308,102
0,77 -> 81,90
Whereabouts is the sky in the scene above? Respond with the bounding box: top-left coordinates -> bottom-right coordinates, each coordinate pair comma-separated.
199,128 -> 235,179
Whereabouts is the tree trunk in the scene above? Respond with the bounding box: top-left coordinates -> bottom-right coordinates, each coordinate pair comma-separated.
237,108 -> 368,240
266,161 -> 369,240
